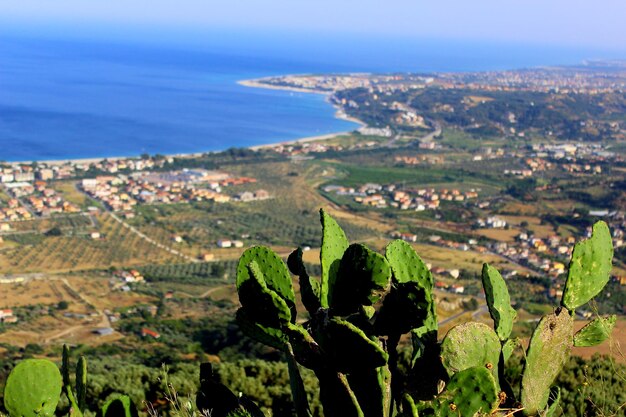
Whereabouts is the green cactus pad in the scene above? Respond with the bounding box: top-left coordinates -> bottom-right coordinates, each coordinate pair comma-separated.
544,387 -> 561,417
385,240 -> 433,290
226,411 -> 253,417
238,395 -> 266,417
4,359 -> 63,417
288,248 -> 321,314
315,317 -> 388,374
573,315 -> 616,347
237,246 -> 295,307
285,322 -> 324,370
481,263 -> 517,341
440,322 -> 501,384
101,395 -> 139,417
521,308 -> 573,415
238,260 -> 293,327
331,243 -> 391,315
236,308 -> 289,351
320,209 -> 349,308
375,281 -> 430,336
76,356 -> 87,413
401,394 -> 418,417
562,221 -> 613,310
502,338 -> 519,363
62,345 -> 81,416
420,366 -> 498,417
347,366 -> 391,417
197,363 -> 241,417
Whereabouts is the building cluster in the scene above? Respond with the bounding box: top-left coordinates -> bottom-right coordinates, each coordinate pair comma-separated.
81,169 -> 261,212
0,199 -> 31,223
324,183 -> 479,211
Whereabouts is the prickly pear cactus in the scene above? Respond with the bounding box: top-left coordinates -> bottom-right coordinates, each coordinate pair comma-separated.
544,387 -> 561,417
385,240 -> 433,289
62,345 -> 88,417
101,395 -> 138,417
417,366 -> 498,417
562,221 -> 613,310
481,263 -> 517,341
314,317 -> 388,374
288,247 -> 321,314
573,315 -> 616,347
320,208 -> 349,308
237,246 -> 295,310
239,260 -> 293,327
4,359 -> 63,417
235,308 -> 289,351
440,322 -> 501,384
76,356 -> 87,413
331,243 -> 391,315
521,308 -> 573,415
376,240 -> 435,336
501,338 -> 519,363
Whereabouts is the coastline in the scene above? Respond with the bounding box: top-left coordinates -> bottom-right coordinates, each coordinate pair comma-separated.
11,77 -> 365,166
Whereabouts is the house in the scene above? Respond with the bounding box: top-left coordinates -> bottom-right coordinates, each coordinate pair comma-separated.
93,327 -> 114,336
201,253 -> 215,261
217,240 -> 232,248
236,191 -> 255,202
254,189 -> 270,200
141,328 -> 161,339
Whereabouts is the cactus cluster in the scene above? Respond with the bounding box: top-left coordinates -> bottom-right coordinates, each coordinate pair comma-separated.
234,209 -> 615,417
0,213 -> 615,417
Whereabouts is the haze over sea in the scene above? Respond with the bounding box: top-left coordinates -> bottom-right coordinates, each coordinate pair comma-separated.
0,29 -> 621,162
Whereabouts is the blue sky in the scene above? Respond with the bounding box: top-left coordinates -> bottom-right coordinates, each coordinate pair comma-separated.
1,0 -> 625,51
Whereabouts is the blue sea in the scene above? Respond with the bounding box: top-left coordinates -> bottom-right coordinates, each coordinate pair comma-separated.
0,29 -> 621,161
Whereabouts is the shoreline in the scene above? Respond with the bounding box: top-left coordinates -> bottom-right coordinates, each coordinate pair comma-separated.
10,77 -> 366,166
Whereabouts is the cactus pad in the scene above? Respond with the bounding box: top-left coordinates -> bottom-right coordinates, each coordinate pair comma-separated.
521,308 -> 573,415
573,315 -> 616,347
239,260 -> 292,326
502,338 -> 519,363
440,322 -> 501,384
385,240 -> 433,290
315,317 -> 388,374
196,363 -> 241,417
347,366 -> 391,417
4,359 -> 62,417
375,281 -> 430,336
331,244 -> 391,314
236,308 -> 289,351
320,209 -> 349,308
237,246 -> 295,307
101,396 -> 139,417
288,248 -> 321,314
420,366 -> 498,417
544,387 -> 561,417
481,263 -> 517,341
562,221 -> 613,310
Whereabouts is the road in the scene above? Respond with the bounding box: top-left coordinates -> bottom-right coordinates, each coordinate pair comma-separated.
107,212 -> 199,263
438,304 -> 489,327
383,122 -> 442,148
73,181 -> 199,263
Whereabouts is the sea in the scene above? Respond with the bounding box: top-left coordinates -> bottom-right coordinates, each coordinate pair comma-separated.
0,29 -> 621,162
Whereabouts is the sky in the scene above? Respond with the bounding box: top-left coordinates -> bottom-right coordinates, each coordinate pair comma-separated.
1,0 -> 625,51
